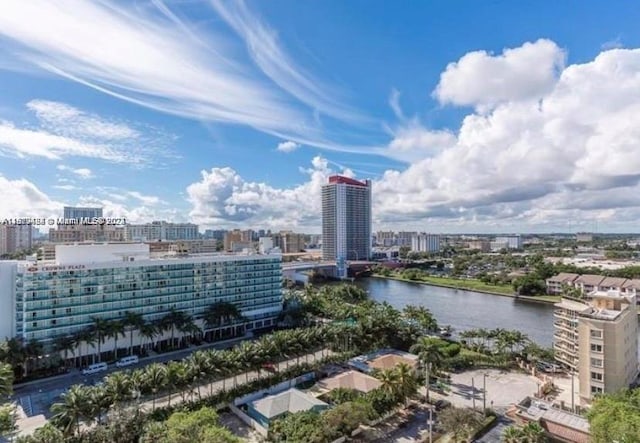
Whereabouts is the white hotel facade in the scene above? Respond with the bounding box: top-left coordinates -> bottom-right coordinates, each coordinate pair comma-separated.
0,243 -> 283,353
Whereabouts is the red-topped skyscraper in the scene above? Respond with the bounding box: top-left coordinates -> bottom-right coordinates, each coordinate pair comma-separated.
321,175 -> 372,263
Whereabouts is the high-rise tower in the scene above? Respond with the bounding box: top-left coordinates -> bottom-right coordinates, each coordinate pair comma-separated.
321,175 -> 372,262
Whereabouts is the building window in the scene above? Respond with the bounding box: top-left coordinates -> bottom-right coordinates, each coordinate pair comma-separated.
591,372 -> 603,381
591,385 -> 603,394
590,344 -> 603,353
590,358 -> 603,368
590,329 -> 602,339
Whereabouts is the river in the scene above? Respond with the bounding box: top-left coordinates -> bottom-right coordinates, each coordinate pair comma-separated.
354,277 -> 555,347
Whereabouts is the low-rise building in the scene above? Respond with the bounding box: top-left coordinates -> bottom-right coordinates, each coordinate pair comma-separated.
316,370 -> 382,394
546,273 -> 580,295
246,388 -> 328,428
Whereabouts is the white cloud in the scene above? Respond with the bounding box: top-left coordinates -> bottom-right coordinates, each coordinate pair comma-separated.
434,39 -> 565,109
0,100 -> 174,165
388,88 -> 405,120
127,191 -> 164,206
276,140 -> 300,153
185,45 -> 640,232
57,164 -> 93,179
187,156 -> 344,229
53,184 -> 77,191
0,0 -> 372,154
0,175 -> 63,219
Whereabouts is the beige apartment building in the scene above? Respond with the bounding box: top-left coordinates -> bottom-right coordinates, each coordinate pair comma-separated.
553,290 -> 638,404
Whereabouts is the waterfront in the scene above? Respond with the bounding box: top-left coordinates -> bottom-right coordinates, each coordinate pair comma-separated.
355,277 -> 556,347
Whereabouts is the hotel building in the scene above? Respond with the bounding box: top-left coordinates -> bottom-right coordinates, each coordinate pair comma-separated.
321,175 -> 372,261
125,221 -> 199,241
0,243 -> 283,354
553,290 -> 638,403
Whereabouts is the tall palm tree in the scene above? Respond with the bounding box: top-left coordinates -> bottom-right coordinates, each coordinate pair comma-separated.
203,302 -> 242,341
160,309 -> 188,350
410,337 -> 446,372
139,322 -> 157,354
24,339 -> 43,377
90,317 -> 111,363
128,368 -> 146,407
123,311 -> 145,356
143,363 -> 167,411
520,422 -> 547,442
395,363 -> 417,405
50,384 -> 92,437
108,320 -> 126,360
77,328 -> 96,367
53,335 -> 76,369
165,361 -> 187,405
185,352 -> 209,401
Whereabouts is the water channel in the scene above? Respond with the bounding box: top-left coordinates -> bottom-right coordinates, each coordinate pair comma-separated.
354,277 -> 556,347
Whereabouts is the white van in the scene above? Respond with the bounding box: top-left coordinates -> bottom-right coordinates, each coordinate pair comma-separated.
82,362 -> 108,375
115,355 -> 139,368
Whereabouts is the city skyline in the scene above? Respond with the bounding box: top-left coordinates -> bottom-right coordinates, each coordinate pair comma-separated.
1,2 -> 640,233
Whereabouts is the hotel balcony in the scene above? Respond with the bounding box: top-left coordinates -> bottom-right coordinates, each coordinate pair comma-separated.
553,309 -> 578,322
555,352 -> 577,370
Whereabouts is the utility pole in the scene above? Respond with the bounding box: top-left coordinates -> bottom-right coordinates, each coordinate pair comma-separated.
428,405 -> 433,443
425,362 -> 431,403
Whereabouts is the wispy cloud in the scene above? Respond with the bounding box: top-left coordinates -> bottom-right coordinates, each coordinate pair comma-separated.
0,100 -> 175,165
0,1 -> 384,158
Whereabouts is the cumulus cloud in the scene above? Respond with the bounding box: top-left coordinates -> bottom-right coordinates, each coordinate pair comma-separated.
185,45 -> 640,232
0,175 -> 63,219
433,39 -> 565,109
187,156 -> 347,228
276,140 -> 300,153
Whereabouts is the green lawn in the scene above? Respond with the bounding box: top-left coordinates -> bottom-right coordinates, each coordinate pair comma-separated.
416,275 -> 515,295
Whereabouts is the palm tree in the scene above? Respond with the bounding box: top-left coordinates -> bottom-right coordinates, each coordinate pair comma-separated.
143,363 -> 167,411
53,335 -> 76,369
128,368 -> 146,407
185,352 -> 209,401
501,425 -> 524,442
104,371 -> 132,413
24,339 -> 43,377
160,309 -> 188,350
377,368 -> 401,399
203,302 -> 242,341
139,322 -> 157,354
107,320 -> 126,360
165,361 -> 187,405
123,311 -> 145,356
410,337 -> 446,372
178,315 -> 201,347
50,384 -> 92,437
90,317 -> 111,363
520,422 -> 547,442
395,363 -> 417,405
76,328 -> 95,367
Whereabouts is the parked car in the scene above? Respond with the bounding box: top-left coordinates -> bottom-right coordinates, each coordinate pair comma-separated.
82,362 -> 108,375
115,355 -> 139,368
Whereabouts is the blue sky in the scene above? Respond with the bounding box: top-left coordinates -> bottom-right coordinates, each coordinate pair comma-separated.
1,1 -> 640,233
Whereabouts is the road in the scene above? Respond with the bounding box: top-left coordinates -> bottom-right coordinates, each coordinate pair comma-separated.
13,334 -> 257,418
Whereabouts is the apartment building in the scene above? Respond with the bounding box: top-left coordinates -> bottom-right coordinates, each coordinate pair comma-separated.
0,243 -> 283,353
546,273 -> 640,297
396,232 -> 416,248
376,231 -> 396,247
125,221 -> 199,241
411,233 -> 441,253
223,230 -> 243,252
272,231 -> 305,253
321,175 -> 372,261
553,290 -> 638,403
467,240 -> 490,252
63,206 -> 103,220
0,224 -> 34,255
49,224 -> 125,243
495,235 -> 523,249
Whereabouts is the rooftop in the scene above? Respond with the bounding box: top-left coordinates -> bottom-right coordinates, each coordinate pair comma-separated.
316,370 -> 382,393
574,274 -> 606,286
517,398 -> 589,434
328,175 -> 368,187
249,388 -> 328,419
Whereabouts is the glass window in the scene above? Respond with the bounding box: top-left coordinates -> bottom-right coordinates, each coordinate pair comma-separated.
591,372 -> 603,381
590,358 -> 603,368
590,329 -> 602,338
590,344 -> 603,353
